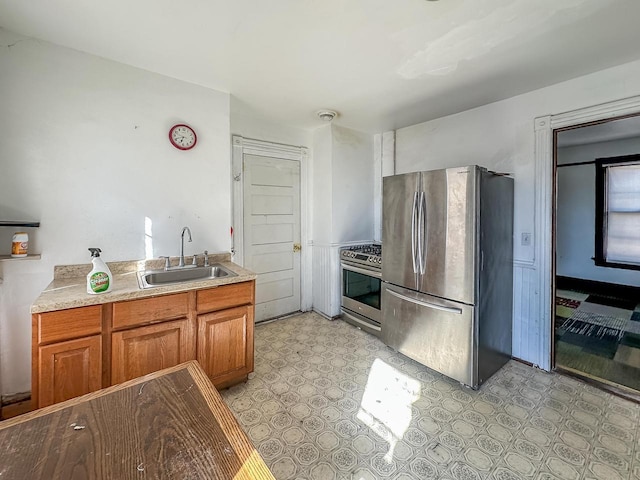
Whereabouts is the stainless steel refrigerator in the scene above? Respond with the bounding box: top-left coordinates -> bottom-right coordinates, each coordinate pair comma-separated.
381,165 -> 513,389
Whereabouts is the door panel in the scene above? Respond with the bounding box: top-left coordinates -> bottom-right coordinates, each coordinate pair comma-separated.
244,155 -> 301,322
111,318 -> 194,384
419,166 -> 477,304
38,335 -> 102,407
381,283 -> 476,387
197,306 -> 253,383
382,172 -> 420,290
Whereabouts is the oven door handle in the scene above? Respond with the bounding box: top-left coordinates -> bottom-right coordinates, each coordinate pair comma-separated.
341,263 -> 383,279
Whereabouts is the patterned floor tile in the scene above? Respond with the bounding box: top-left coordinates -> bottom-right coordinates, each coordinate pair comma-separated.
221,312 -> 640,479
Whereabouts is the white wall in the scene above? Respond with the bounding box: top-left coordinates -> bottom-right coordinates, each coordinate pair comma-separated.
312,125 -> 333,245
310,124 -> 374,246
311,124 -> 374,317
557,136 -> 640,286
0,29 -> 231,396
392,58 -> 640,366
230,96 -> 312,149
331,125 -> 374,244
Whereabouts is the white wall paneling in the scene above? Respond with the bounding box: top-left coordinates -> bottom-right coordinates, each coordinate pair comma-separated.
312,240 -> 373,319
231,136 -> 312,312
312,244 -> 340,318
512,261 -> 540,365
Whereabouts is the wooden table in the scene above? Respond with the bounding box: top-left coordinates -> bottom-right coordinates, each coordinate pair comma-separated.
0,361 -> 274,479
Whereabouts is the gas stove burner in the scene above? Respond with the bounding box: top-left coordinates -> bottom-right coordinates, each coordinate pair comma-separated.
340,243 -> 383,269
345,244 -> 382,255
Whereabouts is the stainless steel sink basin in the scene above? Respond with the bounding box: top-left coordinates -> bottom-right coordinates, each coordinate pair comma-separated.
137,264 -> 236,289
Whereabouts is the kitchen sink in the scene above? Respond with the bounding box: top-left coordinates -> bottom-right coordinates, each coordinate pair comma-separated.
137,264 -> 236,289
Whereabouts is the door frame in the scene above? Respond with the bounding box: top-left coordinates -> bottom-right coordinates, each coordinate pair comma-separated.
534,95 -> 640,371
231,135 -> 312,312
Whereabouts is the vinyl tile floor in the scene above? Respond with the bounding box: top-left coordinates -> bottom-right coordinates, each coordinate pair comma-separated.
221,312 -> 640,480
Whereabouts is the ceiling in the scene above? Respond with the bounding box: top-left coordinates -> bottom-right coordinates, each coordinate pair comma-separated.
2,0 -> 640,133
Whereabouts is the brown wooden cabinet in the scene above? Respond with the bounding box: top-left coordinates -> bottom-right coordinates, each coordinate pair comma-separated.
196,282 -> 255,387
32,280 -> 255,410
37,335 -> 102,408
112,318 -> 195,384
32,305 -> 105,408
197,305 -> 254,388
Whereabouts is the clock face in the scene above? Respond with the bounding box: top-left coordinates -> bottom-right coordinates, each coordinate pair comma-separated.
169,124 -> 197,150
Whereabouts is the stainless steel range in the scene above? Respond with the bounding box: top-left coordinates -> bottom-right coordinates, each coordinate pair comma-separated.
340,244 -> 382,336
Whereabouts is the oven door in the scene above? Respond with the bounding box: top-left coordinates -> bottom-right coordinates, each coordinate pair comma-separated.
341,262 -> 382,323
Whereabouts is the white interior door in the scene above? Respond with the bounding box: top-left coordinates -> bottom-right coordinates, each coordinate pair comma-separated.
243,154 -> 301,322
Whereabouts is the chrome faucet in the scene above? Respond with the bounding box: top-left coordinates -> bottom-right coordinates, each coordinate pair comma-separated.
179,226 -> 192,267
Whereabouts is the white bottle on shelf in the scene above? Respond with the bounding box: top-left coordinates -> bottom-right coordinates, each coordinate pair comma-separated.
11,232 -> 28,257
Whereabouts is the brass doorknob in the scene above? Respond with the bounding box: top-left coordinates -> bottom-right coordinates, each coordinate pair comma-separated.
293,243 -> 301,253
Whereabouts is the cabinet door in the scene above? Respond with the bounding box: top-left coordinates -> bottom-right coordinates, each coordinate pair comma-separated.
111,318 -> 195,385
38,335 -> 102,408
197,306 -> 254,385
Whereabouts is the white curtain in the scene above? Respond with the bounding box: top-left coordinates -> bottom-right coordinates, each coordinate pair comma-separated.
606,164 -> 640,264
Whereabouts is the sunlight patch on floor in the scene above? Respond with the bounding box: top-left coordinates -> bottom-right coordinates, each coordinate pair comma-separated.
357,358 -> 421,462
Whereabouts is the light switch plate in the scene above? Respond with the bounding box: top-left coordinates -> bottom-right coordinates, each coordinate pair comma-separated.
521,232 -> 531,246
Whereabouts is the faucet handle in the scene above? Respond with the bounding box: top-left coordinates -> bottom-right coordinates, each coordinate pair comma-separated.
159,256 -> 171,270
204,250 -> 209,267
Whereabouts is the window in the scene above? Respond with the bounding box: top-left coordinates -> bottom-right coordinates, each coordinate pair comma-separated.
595,154 -> 640,270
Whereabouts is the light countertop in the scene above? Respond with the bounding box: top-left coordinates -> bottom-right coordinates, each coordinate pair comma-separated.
31,254 -> 256,314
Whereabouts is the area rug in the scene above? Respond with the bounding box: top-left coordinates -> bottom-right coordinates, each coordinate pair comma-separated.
555,288 -> 640,391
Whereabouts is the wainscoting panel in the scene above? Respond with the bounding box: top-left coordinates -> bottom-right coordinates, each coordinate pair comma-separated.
311,244 -> 342,318
512,261 -> 547,369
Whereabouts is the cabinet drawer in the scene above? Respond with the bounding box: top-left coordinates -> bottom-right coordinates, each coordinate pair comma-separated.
37,305 -> 102,344
112,293 -> 189,330
197,282 -> 254,313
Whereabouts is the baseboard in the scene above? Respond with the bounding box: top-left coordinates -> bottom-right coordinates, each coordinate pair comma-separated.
555,365 -> 640,404
556,276 -> 640,300
1,399 -> 32,420
312,308 -> 340,320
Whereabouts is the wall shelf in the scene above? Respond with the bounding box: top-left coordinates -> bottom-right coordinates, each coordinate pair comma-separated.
0,221 -> 40,228
0,254 -> 41,261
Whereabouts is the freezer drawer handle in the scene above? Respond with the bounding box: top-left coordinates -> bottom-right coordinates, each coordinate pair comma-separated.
386,288 -> 463,314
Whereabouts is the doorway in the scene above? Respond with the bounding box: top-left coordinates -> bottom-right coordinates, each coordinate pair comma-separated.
231,136 -> 311,323
553,115 -> 640,394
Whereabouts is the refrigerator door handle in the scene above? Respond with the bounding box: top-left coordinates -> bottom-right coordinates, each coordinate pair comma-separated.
418,191 -> 426,275
411,191 -> 419,273
386,288 -> 463,315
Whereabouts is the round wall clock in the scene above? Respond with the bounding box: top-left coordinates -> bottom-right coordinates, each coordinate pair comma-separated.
169,124 -> 197,150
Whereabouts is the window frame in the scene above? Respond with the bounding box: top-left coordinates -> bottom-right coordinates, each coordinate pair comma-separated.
594,153 -> 640,271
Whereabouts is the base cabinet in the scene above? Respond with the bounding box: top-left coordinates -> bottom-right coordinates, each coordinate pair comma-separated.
38,335 -> 102,408
111,318 -> 195,384
197,305 -> 254,387
32,280 -> 255,409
